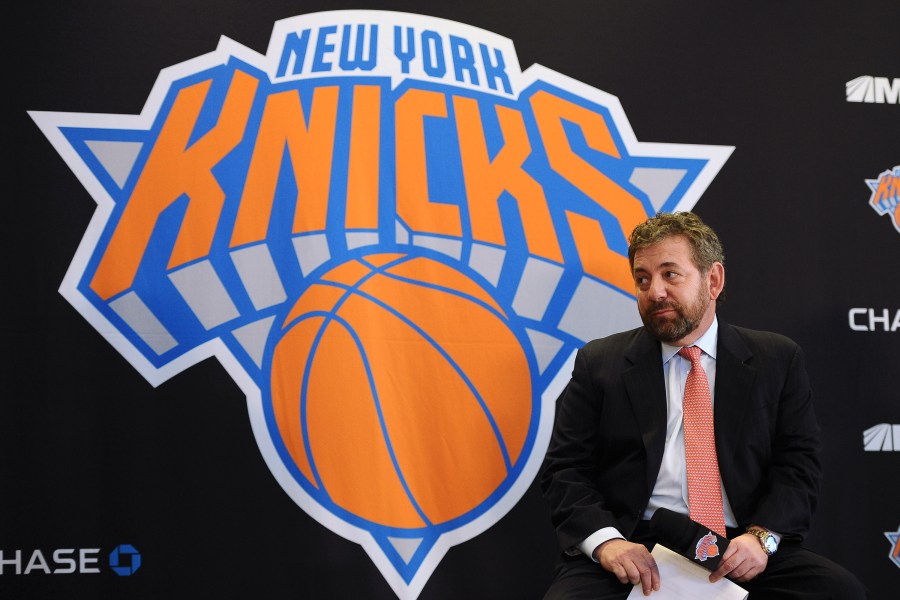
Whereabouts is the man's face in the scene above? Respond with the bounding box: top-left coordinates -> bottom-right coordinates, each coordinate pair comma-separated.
632,235 -> 721,346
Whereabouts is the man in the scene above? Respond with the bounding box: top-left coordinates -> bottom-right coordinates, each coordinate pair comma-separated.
540,212 -> 865,598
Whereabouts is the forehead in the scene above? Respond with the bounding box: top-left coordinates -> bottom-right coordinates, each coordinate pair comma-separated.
632,235 -> 696,270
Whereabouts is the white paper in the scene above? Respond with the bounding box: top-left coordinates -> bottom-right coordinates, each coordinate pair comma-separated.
626,544 -> 748,599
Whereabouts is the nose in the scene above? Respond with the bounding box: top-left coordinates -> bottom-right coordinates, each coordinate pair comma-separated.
648,276 -> 668,301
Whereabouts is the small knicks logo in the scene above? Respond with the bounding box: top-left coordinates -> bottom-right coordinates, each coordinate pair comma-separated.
30,10 -> 732,599
886,526 -> 900,569
866,166 -> 900,234
695,532 -> 720,562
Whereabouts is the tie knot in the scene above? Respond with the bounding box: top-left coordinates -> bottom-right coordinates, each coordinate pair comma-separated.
678,345 -> 702,365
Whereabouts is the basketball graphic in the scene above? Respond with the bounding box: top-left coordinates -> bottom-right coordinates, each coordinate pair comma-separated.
266,253 -> 534,529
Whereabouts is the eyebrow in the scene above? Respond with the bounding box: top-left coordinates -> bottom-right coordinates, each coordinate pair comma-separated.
633,260 -> 682,273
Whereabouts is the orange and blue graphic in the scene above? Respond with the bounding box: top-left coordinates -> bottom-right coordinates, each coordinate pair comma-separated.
887,526 -> 900,569
30,11 -> 732,598
695,532 -> 720,562
866,166 -> 900,234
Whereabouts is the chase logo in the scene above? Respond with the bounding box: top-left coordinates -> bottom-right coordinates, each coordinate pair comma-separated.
109,544 -> 141,576
866,166 -> 900,234
29,11 -> 732,598
0,545 -> 139,576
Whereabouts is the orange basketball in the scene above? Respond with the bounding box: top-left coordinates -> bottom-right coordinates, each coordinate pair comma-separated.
269,253 -> 533,529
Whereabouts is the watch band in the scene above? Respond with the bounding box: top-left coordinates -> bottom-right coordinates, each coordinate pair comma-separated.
746,526 -> 778,555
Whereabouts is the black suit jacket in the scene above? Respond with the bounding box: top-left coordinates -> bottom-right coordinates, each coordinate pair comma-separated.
540,320 -> 822,554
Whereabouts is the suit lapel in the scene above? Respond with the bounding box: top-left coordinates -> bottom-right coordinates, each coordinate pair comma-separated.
622,329 -> 668,495
714,322 -> 757,476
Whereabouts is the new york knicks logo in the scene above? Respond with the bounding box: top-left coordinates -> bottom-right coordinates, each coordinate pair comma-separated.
886,526 -> 900,569
695,532 -> 720,562
29,11 -> 732,598
866,166 -> 900,234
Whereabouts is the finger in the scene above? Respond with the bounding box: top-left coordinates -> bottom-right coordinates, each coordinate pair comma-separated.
733,565 -> 761,583
639,559 -> 660,596
709,557 -> 739,582
720,540 -> 739,561
611,564 -> 630,585
616,551 -> 657,595
622,561 -> 642,586
638,566 -> 653,595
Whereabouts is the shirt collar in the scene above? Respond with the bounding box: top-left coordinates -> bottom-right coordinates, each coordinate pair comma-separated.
660,316 -> 719,364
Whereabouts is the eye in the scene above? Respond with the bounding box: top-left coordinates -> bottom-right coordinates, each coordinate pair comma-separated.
665,271 -> 680,279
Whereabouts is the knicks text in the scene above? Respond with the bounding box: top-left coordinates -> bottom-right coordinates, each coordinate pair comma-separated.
89,68 -> 645,304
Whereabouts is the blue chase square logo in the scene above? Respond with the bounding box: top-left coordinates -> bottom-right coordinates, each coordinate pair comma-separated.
109,544 -> 141,576
30,10 -> 732,598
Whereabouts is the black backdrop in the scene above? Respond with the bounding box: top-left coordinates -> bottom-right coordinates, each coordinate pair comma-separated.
4,0 -> 899,598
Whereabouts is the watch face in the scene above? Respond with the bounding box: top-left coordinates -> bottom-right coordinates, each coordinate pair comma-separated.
764,536 -> 778,553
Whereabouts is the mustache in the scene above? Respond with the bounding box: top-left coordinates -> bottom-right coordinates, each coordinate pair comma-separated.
647,300 -> 682,314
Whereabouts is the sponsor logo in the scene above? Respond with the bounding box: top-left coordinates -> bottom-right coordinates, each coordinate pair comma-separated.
863,424 -> 900,451
848,308 -> 900,332
846,76 -> 900,104
886,527 -> 900,569
109,544 -> 141,576
695,532 -> 720,562
865,166 -> 900,234
30,11 -> 731,598
0,545 -> 139,576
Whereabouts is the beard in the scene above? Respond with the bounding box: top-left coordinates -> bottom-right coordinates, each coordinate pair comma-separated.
639,283 -> 710,344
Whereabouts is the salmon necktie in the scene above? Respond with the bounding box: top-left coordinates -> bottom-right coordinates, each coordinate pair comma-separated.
678,345 -> 726,536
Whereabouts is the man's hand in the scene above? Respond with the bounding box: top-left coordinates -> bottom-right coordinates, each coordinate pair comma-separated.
594,539 -> 660,596
709,533 -> 768,583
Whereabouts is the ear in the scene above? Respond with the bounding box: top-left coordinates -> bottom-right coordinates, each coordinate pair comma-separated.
707,262 -> 725,300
